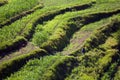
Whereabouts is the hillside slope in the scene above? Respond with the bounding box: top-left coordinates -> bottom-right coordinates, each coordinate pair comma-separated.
0,0 -> 120,80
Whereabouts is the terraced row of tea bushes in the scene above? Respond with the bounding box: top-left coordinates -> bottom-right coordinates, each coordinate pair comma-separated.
5,55 -> 77,80
0,0 -> 8,6
0,0 -> 41,24
65,18 -> 120,80
0,49 -> 47,79
0,1 -> 94,54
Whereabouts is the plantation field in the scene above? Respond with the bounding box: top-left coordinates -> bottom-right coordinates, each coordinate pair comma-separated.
0,0 -> 120,80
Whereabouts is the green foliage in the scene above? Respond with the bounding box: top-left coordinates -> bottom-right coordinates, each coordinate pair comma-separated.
1,0 -> 120,53
32,31 -> 48,46
0,0 -> 41,23
40,28 -> 68,52
0,36 -> 26,52
97,49 -> 118,69
65,17 -> 120,80
0,1 -> 94,53
112,28 -> 120,45
42,56 -> 76,80
6,56 -> 76,80
66,48 -> 119,80
101,62 -> 117,80
1,0 -> 120,80
5,55 -> 60,80
0,49 -> 47,79
83,19 -> 120,51
41,0 -> 94,7
40,21 -> 78,52
114,67 -> 120,80
96,0 -> 120,4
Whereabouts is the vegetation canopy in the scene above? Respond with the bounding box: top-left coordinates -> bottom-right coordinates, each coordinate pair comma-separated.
0,0 -> 120,80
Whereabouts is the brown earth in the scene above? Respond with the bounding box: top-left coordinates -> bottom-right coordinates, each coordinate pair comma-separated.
0,42 -> 39,64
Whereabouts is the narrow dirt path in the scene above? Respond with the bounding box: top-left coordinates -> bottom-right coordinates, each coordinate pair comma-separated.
0,42 -> 39,64
60,30 -> 91,55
